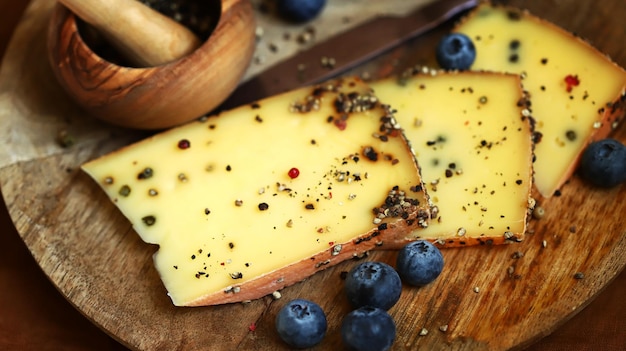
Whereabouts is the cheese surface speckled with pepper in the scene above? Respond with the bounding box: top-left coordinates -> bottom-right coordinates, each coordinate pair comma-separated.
81,77 -> 432,306
454,3 -> 626,197
371,70 -> 533,246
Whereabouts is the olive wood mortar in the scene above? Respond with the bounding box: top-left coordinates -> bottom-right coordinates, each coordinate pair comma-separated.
47,0 -> 256,130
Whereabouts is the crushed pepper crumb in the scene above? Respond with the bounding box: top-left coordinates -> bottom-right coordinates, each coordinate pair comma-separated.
56,130 -> 75,148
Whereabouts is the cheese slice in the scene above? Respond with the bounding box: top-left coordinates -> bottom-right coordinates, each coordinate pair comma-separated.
82,77 -> 432,306
371,69 -> 533,246
453,2 -> 626,198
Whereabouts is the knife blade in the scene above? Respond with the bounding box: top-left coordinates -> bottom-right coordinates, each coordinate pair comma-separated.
221,0 -> 478,109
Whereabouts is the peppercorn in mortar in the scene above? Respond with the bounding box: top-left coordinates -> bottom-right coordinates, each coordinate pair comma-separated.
81,77 -> 433,306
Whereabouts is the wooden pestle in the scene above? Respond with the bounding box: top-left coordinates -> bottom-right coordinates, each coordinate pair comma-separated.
58,0 -> 202,67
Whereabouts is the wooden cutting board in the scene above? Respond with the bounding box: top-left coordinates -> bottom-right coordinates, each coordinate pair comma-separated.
0,0 -> 624,350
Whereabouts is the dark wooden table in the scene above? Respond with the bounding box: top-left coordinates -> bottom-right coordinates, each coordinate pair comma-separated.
0,1 -> 624,350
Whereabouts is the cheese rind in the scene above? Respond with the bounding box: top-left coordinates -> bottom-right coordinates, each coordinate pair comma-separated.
371,69 -> 533,246
454,3 -> 626,197
82,78 -> 432,306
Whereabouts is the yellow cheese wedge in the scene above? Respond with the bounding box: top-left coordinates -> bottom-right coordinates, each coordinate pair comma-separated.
82,77 -> 432,306
453,2 -> 626,198
371,69 -> 533,246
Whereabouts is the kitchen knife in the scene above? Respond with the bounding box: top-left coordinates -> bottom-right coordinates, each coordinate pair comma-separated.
221,0 -> 478,109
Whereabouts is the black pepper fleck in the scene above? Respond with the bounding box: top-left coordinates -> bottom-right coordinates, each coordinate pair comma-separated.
363,146 -> 378,161
507,10 -> 522,21
142,215 -> 156,226
410,185 -> 423,192
137,167 -> 153,179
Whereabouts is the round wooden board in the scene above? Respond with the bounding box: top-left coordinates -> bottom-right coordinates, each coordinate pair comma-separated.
1,0 -> 624,350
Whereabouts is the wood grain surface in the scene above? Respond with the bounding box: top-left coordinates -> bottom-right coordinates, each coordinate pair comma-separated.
1,0 -> 625,350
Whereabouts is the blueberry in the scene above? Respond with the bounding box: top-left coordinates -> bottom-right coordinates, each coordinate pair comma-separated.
341,306 -> 396,351
275,299 -> 327,349
436,33 -> 476,70
344,261 -> 402,310
276,0 -> 327,23
578,138 -> 626,188
396,240 -> 444,286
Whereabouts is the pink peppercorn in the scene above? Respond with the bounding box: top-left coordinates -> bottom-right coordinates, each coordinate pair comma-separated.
288,167 -> 300,179
177,139 -> 191,149
564,74 -> 580,93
